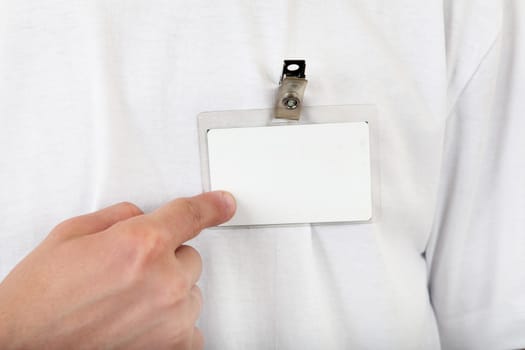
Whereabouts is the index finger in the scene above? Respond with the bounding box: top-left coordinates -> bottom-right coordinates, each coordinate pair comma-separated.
148,191 -> 236,248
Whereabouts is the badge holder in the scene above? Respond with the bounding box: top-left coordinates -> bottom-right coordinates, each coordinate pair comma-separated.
198,60 -> 381,228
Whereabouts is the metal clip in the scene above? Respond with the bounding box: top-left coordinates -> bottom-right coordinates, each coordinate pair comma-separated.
275,60 -> 308,120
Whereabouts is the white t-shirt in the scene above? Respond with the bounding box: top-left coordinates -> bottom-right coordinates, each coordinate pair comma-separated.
0,1 -> 523,349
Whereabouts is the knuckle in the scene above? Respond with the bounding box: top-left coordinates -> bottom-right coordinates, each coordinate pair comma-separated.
162,289 -> 201,344
181,322 -> 196,341
179,307 -> 198,336
168,321 -> 194,346
193,285 -> 202,300
118,219 -> 167,266
49,218 -> 77,238
192,248 -> 203,268
193,328 -> 205,350
155,285 -> 202,346
192,285 -> 203,311
180,245 -> 201,262
172,274 -> 192,299
154,277 -> 190,311
116,201 -> 143,217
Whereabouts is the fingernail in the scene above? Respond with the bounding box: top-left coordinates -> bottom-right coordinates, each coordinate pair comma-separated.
220,191 -> 236,215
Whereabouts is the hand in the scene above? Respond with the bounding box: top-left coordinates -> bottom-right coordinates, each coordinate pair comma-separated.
0,191 -> 236,349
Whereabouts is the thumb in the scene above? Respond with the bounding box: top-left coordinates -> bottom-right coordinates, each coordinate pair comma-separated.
49,202 -> 144,240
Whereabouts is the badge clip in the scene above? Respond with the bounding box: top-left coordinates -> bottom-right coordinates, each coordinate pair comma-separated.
274,60 -> 308,121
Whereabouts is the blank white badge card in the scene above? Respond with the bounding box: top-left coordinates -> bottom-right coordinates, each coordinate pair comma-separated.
206,122 -> 372,226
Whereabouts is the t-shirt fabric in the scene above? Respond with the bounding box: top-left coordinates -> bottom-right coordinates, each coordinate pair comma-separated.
0,0 -> 523,349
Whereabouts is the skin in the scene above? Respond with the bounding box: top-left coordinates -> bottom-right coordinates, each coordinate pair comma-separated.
0,191 -> 236,349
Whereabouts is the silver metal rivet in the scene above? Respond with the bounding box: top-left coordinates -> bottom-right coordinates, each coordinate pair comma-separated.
283,96 -> 299,110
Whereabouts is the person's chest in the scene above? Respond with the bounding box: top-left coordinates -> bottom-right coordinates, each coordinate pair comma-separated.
0,1 -> 446,347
